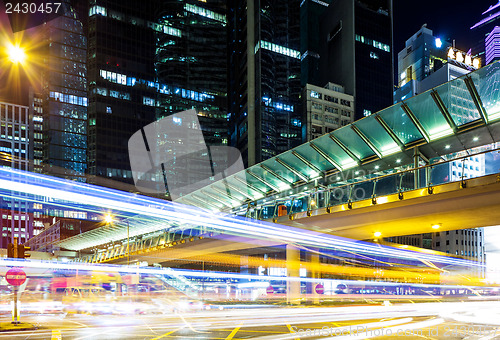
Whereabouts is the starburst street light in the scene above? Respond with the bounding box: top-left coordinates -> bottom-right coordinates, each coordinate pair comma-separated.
104,214 -> 113,224
7,44 -> 26,64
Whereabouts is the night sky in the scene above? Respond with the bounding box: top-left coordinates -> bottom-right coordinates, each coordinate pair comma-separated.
393,0 -> 493,55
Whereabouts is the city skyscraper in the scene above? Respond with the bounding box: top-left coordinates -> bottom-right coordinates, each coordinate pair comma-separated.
300,0 -> 332,87
0,101 -> 32,247
228,0 -> 303,167
393,25 -> 482,103
84,1 -> 158,184
302,82 -> 354,141
81,0 -> 230,193
319,0 -> 394,120
155,1 -> 228,148
41,1 -> 88,181
471,1 -> 500,65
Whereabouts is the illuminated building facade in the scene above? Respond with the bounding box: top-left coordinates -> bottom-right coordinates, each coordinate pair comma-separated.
387,229 -> 485,276
228,0 -> 303,166
471,1 -> 500,65
486,26 -> 500,65
303,83 -> 354,141
396,26 -> 451,90
83,1 -> 229,190
26,218 -> 95,253
155,1 -> 228,147
41,1 -> 88,181
394,26 -> 481,103
85,1 -> 158,184
0,101 -> 32,247
319,0 -> 393,120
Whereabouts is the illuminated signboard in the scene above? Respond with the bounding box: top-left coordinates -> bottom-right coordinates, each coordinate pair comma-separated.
447,47 -> 481,69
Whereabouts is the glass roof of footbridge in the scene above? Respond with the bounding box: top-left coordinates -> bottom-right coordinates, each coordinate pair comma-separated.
176,61 -> 500,212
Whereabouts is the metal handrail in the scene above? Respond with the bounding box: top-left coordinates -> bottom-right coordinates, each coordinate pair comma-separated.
246,146 -> 500,217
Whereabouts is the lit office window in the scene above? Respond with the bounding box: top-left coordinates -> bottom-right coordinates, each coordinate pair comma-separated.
310,91 -> 321,99
184,4 -> 226,24
355,35 -> 390,52
255,40 -> 301,59
89,6 -> 107,17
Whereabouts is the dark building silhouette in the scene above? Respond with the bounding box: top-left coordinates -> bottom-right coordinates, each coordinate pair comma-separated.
155,1 -> 228,147
83,1 -> 158,183
300,0 -> 333,87
319,0 -> 394,120
40,1 -> 88,181
82,0 -> 228,189
228,0 -> 303,167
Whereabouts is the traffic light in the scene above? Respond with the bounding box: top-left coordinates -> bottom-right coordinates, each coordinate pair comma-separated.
6,238 -> 30,258
17,244 -> 30,259
7,243 -> 15,258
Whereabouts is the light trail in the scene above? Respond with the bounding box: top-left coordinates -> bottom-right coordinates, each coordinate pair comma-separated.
0,258 -> 490,288
0,167 -> 485,269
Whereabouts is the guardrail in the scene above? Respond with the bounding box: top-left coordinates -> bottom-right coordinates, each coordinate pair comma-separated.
243,147 -> 500,221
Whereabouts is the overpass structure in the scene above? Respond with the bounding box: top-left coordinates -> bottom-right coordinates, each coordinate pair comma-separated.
176,61 -> 500,220
0,166 -> 481,271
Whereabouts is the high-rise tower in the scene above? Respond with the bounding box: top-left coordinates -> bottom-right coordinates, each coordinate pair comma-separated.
228,0 -> 303,167
319,0 -> 394,120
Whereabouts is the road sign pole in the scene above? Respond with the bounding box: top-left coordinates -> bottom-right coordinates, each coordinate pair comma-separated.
6,267 -> 27,324
13,237 -> 18,258
12,286 -> 19,324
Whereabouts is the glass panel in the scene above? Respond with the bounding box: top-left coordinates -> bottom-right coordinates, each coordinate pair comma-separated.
351,181 -> 373,202
331,126 -> 376,160
328,185 -> 350,206
434,77 -> 481,126
249,166 -> 290,190
429,162 -> 451,186
293,144 -> 333,172
470,62 -> 500,121
261,158 -> 300,184
313,135 -> 357,169
378,104 -> 424,144
212,183 -> 246,202
354,118 -> 400,157
400,171 -> 415,191
405,89 -> 453,141
279,152 -> 317,179
317,191 -> 328,209
374,175 -> 398,197
226,174 -> 267,198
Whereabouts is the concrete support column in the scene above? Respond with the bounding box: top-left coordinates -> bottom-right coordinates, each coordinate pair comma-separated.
286,245 -> 301,305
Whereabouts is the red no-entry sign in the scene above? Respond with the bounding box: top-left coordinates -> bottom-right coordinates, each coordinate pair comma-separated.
5,268 -> 26,286
315,283 -> 324,294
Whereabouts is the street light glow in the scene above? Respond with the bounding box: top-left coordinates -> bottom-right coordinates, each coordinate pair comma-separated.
104,214 -> 113,224
7,45 -> 26,64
